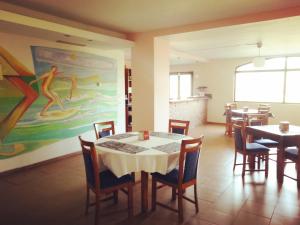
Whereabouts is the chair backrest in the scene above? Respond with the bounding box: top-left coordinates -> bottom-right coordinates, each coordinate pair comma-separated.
258,104 -> 271,114
245,113 -> 269,126
178,137 -> 204,185
79,136 -> 100,189
93,121 -> 115,139
233,124 -> 246,153
169,119 -> 190,135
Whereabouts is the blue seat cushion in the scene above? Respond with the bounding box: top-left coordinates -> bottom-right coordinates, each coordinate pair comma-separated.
285,147 -> 299,160
246,143 -> 269,152
172,128 -> 185,135
254,138 -> 278,147
99,170 -> 133,190
99,130 -> 111,138
152,169 -> 179,185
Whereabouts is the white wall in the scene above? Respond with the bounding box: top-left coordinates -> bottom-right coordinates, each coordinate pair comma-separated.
171,58 -> 300,125
0,31 -> 125,172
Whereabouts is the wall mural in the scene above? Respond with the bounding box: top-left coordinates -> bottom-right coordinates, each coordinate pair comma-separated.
0,46 -> 118,159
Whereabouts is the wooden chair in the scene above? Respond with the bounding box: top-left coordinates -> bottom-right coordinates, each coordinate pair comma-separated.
93,121 -> 115,140
93,121 -> 135,182
224,103 -> 243,136
151,137 -> 204,222
284,145 -> 300,188
169,119 -> 190,135
233,124 -> 270,177
258,104 -> 271,114
79,136 -> 134,225
245,114 -> 278,164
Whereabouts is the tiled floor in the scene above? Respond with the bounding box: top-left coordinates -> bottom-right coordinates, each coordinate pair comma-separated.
1,124 -> 300,225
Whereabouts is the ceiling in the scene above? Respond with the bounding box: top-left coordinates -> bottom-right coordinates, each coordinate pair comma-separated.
4,0 -> 300,33
168,16 -> 300,64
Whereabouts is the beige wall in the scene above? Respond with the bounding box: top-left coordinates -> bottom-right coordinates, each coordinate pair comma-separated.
171,58 -> 300,125
0,31 -> 125,172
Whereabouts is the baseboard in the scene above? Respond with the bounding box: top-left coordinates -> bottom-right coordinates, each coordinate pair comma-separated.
206,121 -> 225,125
0,151 -> 81,177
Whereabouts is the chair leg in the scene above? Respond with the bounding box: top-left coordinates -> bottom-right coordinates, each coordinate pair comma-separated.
113,190 -> 118,204
178,188 -> 184,223
95,194 -> 100,225
194,184 -> 199,213
128,184 -> 133,218
172,187 -> 176,201
296,162 -> 300,189
233,151 -> 237,171
85,186 -> 90,215
151,178 -> 157,211
265,154 -> 269,178
242,155 -> 246,177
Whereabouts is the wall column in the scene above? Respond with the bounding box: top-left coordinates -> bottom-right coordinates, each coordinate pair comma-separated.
131,35 -> 170,131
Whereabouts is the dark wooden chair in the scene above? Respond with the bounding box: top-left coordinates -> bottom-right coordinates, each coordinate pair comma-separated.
169,119 -> 190,135
233,124 -> 270,177
79,136 -> 134,225
93,121 -> 115,140
245,113 -> 278,148
151,137 -> 204,222
284,145 -> 300,188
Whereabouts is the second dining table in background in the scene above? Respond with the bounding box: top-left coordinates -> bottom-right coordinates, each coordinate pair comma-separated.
94,131 -> 191,212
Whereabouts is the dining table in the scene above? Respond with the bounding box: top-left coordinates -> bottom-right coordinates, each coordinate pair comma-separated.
94,131 -> 191,212
246,125 -> 300,183
224,108 -> 274,136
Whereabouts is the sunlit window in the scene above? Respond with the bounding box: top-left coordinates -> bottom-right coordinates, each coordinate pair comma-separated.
235,57 -> 300,103
169,72 -> 192,99
285,71 -> 300,103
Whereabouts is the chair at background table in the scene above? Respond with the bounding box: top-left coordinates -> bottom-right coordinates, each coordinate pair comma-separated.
284,145 -> 300,188
245,113 -> 278,163
151,137 -> 204,222
233,124 -> 270,177
169,119 -> 190,135
258,103 -> 271,114
79,136 -> 134,225
93,121 -> 115,140
224,102 -> 243,136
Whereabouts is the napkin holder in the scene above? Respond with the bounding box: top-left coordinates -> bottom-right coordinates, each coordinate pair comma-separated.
279,121 -> 289,132
139,131 -> 149,140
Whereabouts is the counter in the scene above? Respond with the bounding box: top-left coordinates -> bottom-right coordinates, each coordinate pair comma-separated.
169,97 -> 208,127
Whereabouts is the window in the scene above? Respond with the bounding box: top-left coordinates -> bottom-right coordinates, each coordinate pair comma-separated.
169,72 -> 192,99
235,56 -> 300,103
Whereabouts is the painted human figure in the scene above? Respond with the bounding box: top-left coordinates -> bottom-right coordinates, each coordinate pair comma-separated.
30,66 -> 64,116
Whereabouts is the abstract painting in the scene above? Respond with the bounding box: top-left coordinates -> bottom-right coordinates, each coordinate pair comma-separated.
0,46 -> 118,159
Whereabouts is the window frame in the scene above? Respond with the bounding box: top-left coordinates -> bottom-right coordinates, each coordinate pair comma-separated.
234,56 -> 300,104
169,72 -> 193,100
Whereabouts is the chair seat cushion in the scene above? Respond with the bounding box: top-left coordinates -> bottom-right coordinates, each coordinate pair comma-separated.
285,147 -> 299,160
152,169 -> 179,185
99,170 -> 133,189
254,138 -> 279,147
246,143 -> 269,152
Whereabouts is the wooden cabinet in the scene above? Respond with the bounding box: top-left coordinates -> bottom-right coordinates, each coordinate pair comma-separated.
125,68 -> 132,131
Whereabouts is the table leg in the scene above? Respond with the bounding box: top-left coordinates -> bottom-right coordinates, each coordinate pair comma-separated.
141,171 -> 148,212
277,141 -> 284,183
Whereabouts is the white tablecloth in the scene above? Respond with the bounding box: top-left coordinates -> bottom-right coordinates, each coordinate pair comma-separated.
95,132 -> 191,177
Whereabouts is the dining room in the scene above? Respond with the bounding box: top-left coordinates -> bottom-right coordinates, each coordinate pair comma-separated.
1,1 -> 300,225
